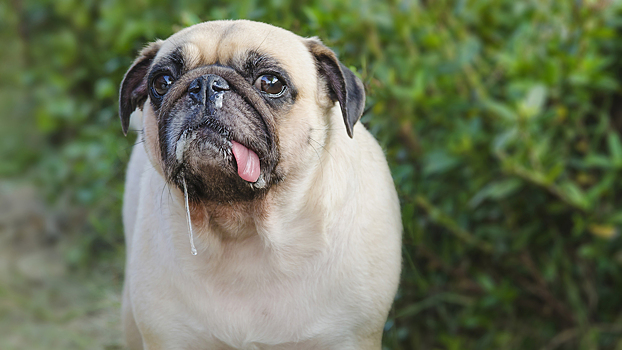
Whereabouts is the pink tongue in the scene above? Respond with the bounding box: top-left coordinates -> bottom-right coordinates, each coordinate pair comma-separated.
231,141 -> 260,183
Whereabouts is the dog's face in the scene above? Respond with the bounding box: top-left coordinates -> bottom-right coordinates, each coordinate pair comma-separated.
119,20 -> 364,203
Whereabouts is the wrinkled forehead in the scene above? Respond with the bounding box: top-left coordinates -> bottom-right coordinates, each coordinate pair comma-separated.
154,20 -> 316,88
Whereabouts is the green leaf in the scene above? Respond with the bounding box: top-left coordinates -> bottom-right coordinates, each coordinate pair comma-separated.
469,179 -> 523,208
609,212 -> 622,225
423,150 -> 460,176
559,181 -> 590,210
581,154 -> 612,169
396,293 -> 472,318
482,99 -> 517,121
518,84 -> 547,119
607,132 -> 622,167
492,127 -> 518,153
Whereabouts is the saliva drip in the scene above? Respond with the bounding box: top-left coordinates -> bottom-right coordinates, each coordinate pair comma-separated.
182,177 -> 198,256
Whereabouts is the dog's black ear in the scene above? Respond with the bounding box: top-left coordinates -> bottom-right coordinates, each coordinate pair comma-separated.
306,38 -> 366,138
119,40 -> 162,135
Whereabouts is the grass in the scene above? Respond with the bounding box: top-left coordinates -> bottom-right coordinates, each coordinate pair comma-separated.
0,249 -> 124,350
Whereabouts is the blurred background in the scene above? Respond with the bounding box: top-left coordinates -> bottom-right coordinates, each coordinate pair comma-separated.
1,0 -> 622,349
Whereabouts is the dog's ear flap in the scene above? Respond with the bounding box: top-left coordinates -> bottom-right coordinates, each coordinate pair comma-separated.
119,40 -> 162,135
305,38 -> 366,138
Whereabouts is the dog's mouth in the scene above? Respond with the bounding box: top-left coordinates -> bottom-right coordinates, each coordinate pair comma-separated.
174,123 -> 262,184
165,111 -> 275,203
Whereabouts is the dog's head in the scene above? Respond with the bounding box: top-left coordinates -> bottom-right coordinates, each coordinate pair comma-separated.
119,20 -> 365,203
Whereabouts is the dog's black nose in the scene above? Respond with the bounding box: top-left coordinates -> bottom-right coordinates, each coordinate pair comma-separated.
188,74 -> 230,105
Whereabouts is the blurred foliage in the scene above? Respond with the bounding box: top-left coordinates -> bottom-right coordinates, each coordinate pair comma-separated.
2,0 -> 622,349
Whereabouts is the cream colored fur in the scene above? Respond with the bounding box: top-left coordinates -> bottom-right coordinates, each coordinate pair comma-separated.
122,20 -> 402,350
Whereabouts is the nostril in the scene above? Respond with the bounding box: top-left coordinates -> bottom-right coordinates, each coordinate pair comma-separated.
211,78 -> 230,92
188,80 -> 201,94
189,75 -> 228,105
188,78 -> 204,104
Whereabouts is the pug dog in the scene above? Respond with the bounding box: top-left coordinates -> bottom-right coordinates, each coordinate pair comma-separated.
119,20 -> 401,350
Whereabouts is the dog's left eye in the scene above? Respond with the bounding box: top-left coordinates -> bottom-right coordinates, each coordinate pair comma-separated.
255,75 -> 285,96
153,74 -> 175,97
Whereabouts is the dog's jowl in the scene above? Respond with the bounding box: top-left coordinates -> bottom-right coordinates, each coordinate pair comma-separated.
119,20 -> 402,350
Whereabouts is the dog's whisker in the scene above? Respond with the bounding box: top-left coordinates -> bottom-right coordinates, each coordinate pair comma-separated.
182,176 -> 198,256
309,127 -> 340,131
254,28 -> 273,52
132,140 -> 145,148
307,140 -> 324,174
119,139 -> 145,154
159,182 -> 168,208
309,136 -> 336,162
166,183 -> 174,205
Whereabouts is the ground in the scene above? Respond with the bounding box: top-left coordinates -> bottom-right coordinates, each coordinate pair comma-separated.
0,182 -> 125,350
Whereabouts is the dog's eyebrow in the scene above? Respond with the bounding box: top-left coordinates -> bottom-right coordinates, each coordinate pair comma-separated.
240,50 -> 284,76
151,47 -> 186,76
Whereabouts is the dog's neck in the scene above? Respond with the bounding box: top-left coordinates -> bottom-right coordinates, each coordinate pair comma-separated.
188,199 -> 266,240
170,165 -> 330,273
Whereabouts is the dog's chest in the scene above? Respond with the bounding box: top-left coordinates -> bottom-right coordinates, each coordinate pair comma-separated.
196,282 -> 330,345
133,255 -> 356,349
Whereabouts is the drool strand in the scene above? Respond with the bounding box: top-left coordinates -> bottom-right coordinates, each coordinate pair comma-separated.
182,177 -> 198,256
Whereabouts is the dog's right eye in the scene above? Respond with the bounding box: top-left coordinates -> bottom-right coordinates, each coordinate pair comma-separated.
153,74 -> 175,97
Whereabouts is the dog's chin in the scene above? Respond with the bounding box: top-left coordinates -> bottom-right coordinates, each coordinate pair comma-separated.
167,128 -> 271,203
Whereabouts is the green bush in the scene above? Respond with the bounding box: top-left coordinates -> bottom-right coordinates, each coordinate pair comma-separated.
2,0 -> 622,348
